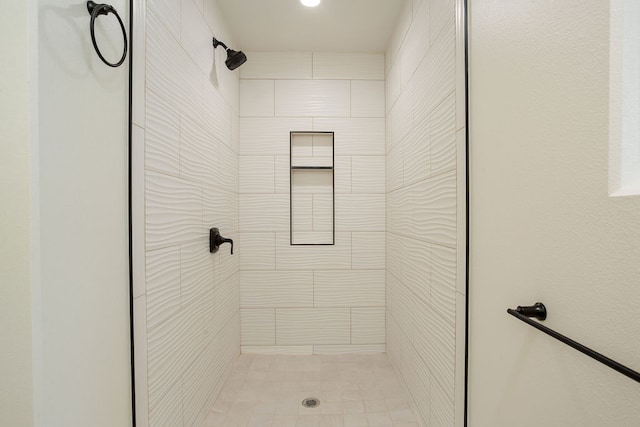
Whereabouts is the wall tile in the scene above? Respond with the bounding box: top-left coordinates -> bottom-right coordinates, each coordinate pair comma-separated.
146,89 -> 180,175
181,0 -> 212,75
313,345 -> 385,354
241,309 -> 275,345
314,118 -> 385,156
352,232 -> 385,270
240,52 -> 313,79
314,270 -> 385,307
313,53 -> 385,80
276,308 -> 350,345
275,232 -> 351,270
146,247 -> 181,330
240,80 -> 275,117
275,80 -> 351,117
409,170 -> 456,246
335,194 -> 385,231
430,244 -> 457,323
239,232 -> 276,271
352,308 -> 386,344
240,156 -> 275,194
240,271 -> 313,307
241,346 -> 313,355
351,81 -> 386,118
334,156 -> 351,194
351,156 -> 386,194
133,296 -> 149,427
403,116 -> 431,186
239,194 -> 289,232
240,118 -> 312,156
401,237 -> 431,304
145,172 -> 203,250
400,1 -> 430,86
179,116 -> 219,185
430,93 -> 456,175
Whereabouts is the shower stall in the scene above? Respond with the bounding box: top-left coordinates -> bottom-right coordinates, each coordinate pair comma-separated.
131,0 -> 467,425
129,0 -> 467,425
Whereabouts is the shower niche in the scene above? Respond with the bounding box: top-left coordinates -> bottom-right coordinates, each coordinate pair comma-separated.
290,131 -> 335,245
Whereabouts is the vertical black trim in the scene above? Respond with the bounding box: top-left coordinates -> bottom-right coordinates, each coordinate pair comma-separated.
127,0 -> 136,425
463,0 -> 470,425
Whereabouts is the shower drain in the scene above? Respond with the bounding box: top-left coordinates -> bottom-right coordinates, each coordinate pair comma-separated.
301,397 -> 320,408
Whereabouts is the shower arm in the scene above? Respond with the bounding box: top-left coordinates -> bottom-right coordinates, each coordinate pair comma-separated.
212,38 -> 229,51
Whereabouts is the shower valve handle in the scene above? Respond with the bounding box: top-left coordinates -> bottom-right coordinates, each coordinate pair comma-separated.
209,228 -> 234,255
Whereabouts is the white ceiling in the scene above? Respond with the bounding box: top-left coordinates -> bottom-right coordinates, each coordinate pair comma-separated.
215,0 -> 406,53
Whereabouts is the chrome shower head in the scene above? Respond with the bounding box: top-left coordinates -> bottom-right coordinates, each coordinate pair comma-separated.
212,37 -> 247,71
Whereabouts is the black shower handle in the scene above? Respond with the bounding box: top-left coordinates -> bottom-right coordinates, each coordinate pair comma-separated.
209,228 -> 233,255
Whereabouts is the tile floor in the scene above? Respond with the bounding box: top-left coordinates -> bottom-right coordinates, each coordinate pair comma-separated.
204,353 -> 419,427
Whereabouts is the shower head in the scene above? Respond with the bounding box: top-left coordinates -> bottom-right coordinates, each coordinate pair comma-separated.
212,37 -> 247,71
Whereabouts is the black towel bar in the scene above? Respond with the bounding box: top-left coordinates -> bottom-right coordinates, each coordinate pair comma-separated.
507,303 -> 640,384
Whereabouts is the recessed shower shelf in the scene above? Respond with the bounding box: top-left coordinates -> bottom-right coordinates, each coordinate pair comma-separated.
290,131 -> 335,246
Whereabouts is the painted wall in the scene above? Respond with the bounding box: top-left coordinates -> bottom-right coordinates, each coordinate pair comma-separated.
0,0 -> 33,424
469,0 -> 640,425
36,0 -> 132,424
385,0 -> 466,425
237,53 -> 387,354
132,0 -> 241,425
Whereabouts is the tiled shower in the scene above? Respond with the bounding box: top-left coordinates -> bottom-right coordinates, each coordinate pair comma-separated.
132,0 -> 466,425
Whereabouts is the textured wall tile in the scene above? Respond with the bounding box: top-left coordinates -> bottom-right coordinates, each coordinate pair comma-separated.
312,53 -> 385,80
312,194 -> 334,232
430,0 -> 456,42
313,345 -> 385,354
351,156 -> 386,194
334,156 -> 351,194
336,194 -> 385,231
314,270 -> 385,307
241,346 -> 313,355
386,145 -> 404,192
314,118 -> 385,156
403,117 -> 431,186
352,232 -> 385,270
400,1 -> 430,86
146,90 -> 180,175
240,118 -> 312,156
351,81 -> 386,118
148,377 -> 182,427
217,144 -> 239,192
274,156 -> 290,194
181,0 -> 212,75
147,11 -> 204,123
430,93 -> 456,175
239,232 -> 276,271
431,244 -> 456,323
275,80 -> 350,117
386,233 -> 404,280
291,193 -> 313,235
146,172 -> 203,250
240,156 -> 275,194
276,308 -> 350,345
240,271 -> 313,307
202,83 -> 233,149
180,116 -> 219,185
146,247 -> 181,330
275,232 -> 352,270
387,85 -> 414,151
239,194 -> 289,232
147,0 -> 180,40
401,236 -> 431,304
241,309 -> 275,345
133,297 -> 149,426
240,80 -> 275,117
413,24 -> 455,122
180,242 -> 214,306
352,308 -> 386,344
409,171 -> 456,246
240,52 -> 313,79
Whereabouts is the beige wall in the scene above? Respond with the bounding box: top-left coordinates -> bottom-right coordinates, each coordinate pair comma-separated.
469,1 -> 640,425
0,0 -> 34,424
36,0 -> 132,424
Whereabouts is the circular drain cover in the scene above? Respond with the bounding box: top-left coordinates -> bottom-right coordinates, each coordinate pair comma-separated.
302,397 -> 320,408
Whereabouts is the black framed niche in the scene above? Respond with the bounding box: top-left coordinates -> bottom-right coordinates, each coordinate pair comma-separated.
290,131 -> 335,245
